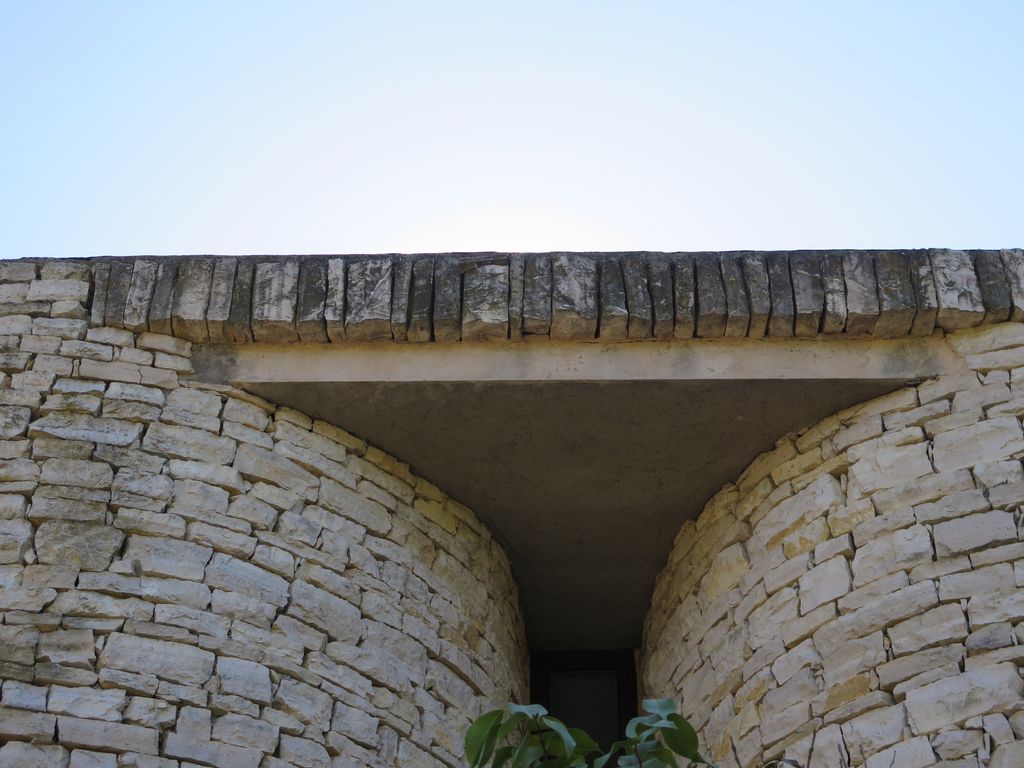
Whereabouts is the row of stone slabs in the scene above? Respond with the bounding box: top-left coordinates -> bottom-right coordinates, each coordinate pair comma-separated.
84,249 -> 1024,345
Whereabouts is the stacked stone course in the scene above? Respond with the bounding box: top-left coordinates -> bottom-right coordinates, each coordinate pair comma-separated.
642,322 -> 1024,767
0,261 -> 528,767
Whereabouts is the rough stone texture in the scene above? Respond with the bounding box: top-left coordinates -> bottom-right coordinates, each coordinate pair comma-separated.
24,250 -> 1024,347
345,257 -> 393,342
642,329 -> 1024,766
0,272 -> 527,768
551,254 -> 598,340
252,260 -> 300,343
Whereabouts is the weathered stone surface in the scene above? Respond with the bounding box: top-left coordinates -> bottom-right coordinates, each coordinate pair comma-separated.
932,417 -> 1024,472
818,251 -> 847,335
432,256 -> 461,342
842,251 -> 879,335
390,255 -> 413,342
508,253 -> 525,340
522,254 -> 552,336
406,257 -> 433,343
143,423 -> 236,465
972,249 -> 1012,324
599,256 -> 628,340
463,263 -> 510,341
789,252 -> 824,338
169,258 -> 213,343
622,254 -> 653,339
204,257 -> 237,343
739,252 -> 771,338
931,248 -> 985,330
550,254 -> 598,340
30,412 -> 143,446
252,260 -> 299,343
874,250 -> 916,337
100,633 -> 215,687
36,522 -> 124,570
216,657 -> 271,704
694,253 -> 727,338
906,663 -> 1022,734
90,262 -> 110,330
344,258 -> 393,341
57,716 -> 158,755
716,254 -> 749,339
648,256 -> 674,339
288,580 -> 362,643
851,524 -> 933,586
103,260 -> 133,330
766,252 -> 794,337
226,259 -> 255,343
933,510 -> 1017,557
120,260 -> 158,335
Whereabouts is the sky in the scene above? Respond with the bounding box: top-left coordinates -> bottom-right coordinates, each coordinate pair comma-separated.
1,1 -> 1022,259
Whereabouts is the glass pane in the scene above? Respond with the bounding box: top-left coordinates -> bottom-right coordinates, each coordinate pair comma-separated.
548,669 -> 619,750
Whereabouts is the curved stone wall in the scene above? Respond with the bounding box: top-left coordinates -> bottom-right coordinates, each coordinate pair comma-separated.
642,325 -> 1024,768
0,262 -> 528,767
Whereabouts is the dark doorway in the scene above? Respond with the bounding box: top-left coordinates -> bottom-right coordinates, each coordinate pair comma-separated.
530,650 -> 638,750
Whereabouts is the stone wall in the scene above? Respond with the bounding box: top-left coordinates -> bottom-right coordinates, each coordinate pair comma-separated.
641,323 -> 1024,768
89,249 -> 1022,344
0,260 -> 528,767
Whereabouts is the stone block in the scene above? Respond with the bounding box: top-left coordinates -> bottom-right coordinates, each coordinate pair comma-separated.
933,510 -> 1016,557
905,663 -> 1022,734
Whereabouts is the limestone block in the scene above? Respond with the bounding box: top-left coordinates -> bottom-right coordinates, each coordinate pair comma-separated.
931,249 -> 985,330
550,255 -> 598,340
35,521 -> 123,571
789,252 -> 824,338
0,742 -> 68,768
839,703 -> 906,761
521,255 -> 552,336
888,603 -> 968,655
463,263 -> 510,341
968,590 -> 1024,626
406,257 -> 433,343
905,663 -> 1022,734
27,279 -> 89,302
432,256 -> 461,341
212,713 -> 279,752
251,260 -> 300,343
799,555 -> 851,613
47,686 -> 126,722
57,716 -> 158,755
111,535 -> 212,580
933,510 -> 1016,557
815,581 -> 938,659
288,580 -> 362,643
694,253 -> 727,338
848,441 -> 932,497
143,423 -> 236,465
216,657 -> 272,704
273,676 -> 333,730
698,543 -> 749,606
204,257 -> 237,342
670,254 -> 696,339
863,735 -> 935,768
346,258 -> 394,341
68,750 -> 116,768
202,552 -> 286,606
990,741 -> 1024,768
851,524 -> 933,587
37,629 -> 95,668
389,255 -> 413,342
99,633 -> 215,688
40,459 -> 112,489
933,417 -> 1024,473
649,255 -> 675,339
29,412 -> 143,446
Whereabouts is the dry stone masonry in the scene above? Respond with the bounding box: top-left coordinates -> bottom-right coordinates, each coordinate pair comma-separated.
642,322 -> 1024,768
4,251 -> 1024,767
0,261 -> 528,767
88,249 -> 1024,344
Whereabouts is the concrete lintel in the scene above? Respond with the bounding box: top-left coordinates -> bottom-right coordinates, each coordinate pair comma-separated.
194,337 -> 966,386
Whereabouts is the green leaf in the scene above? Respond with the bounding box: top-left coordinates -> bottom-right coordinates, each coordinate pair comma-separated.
508,703 -> 548,718
493,745 -> 516,768
541,715 -> 577,755
662,714 -> 700,759
642,699 -> 678,718
569,727 -> 599,755
465,709 -> 504,767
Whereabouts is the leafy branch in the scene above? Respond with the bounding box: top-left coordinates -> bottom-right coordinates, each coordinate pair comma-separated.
465,699 -> 715,768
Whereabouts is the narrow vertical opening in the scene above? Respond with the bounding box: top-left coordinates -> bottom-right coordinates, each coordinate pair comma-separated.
530,650 -> 638,750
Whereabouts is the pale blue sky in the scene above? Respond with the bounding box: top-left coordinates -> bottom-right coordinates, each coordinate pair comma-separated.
1,1 -> 1021,258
